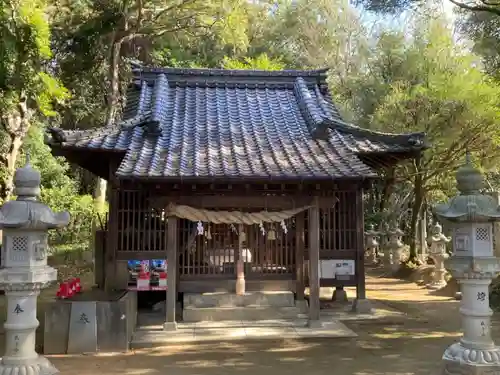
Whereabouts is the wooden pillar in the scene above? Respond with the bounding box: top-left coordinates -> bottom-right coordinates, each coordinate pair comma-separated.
94,230 -> 105,288
308,198 -> 320,324
235,224 -> 245,295
352,188 -> 372,313
164,216 -> 178,331
356,189 -> 366,300
295,212 -> 305,301
104,186 -> 119,292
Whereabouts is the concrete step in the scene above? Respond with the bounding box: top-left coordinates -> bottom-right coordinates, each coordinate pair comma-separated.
183,291 -> 295,308
183,305 -> 307,322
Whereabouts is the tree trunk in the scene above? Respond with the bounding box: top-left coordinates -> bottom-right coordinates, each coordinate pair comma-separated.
105,39 -> 123,126
417,200 -> 428,261
379,168 -> 395,213
91,35 -> 121,273
0,102 -> 32,201
2,134 -> 24,201
409,156 -> 424,263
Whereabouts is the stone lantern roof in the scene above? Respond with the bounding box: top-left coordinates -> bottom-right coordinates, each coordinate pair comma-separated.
0,157 -> 70,229
434,154 -> 500,223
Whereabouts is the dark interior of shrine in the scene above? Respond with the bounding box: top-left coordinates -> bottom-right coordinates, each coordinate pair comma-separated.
137,291 -> 168,310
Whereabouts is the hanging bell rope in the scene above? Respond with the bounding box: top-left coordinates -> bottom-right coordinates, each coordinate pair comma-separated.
165,203 -> 311,224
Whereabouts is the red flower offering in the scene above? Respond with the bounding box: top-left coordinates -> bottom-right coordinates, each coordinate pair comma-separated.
74,277 -> 82,293
56,282 -> 71,299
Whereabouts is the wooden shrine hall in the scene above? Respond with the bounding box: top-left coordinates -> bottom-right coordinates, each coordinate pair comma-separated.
45,66 -> 426,326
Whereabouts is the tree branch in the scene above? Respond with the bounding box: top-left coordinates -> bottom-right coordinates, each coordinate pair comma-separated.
153,0 -> 200,23
135,0 -> 144,30
482,0 -> 500,5
448,0 -> 500,16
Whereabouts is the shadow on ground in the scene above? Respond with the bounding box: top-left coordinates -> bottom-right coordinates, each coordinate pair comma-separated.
52,320 -> 459,375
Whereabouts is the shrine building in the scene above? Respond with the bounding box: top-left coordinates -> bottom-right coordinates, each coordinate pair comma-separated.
45,66 -> 426,325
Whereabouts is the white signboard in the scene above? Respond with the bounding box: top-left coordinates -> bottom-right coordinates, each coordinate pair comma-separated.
334,260 -> 355,276
319,259 -> 336,279
318,259 -> 355,279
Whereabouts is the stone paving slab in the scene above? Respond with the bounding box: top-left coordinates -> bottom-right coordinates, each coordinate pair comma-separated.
295,321 -> 358,338
192,320 -> 244,328
131,318 -> 357,348
244,326 -> 298,339
244,319 -> 304,327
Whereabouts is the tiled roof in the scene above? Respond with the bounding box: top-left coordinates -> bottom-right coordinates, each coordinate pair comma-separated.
46,67 -> 426,181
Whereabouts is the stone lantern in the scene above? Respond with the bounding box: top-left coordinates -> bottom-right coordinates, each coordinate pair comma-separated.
427,222 -> 451,290
378,222 -> 390,262
434,154 -> 500,375
0,159 -> 70,375
385,227 -> 405,272
365,224 -> 379,264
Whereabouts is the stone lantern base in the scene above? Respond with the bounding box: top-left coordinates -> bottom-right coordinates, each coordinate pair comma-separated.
443,342 -> 500,375
0,355 -> 58,375
428,279 -> 448,290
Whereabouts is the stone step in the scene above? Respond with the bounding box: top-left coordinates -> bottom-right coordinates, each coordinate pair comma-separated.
183,306 -> 307,322
183,291 -> 295,308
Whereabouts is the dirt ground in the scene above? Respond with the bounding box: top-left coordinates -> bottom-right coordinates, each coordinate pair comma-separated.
49,270 -> 472,375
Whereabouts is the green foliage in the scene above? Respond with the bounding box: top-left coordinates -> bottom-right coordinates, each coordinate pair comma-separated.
265,0 -> 368,70
21,125 -> 104,252
0,0 -> 69,116
460,11 -> 500,81
222,54 -> 286,70
371,17 -> 500,190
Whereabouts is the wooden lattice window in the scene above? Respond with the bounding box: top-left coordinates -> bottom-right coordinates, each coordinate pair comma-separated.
117,190 -> 168,254
304,190 -> 359,251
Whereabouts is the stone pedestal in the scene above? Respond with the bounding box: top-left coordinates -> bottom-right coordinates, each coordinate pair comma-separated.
379,223 -> 390,267
0,288 -> 58,375
387,228 -> 405,273
429,254 -> 448,290
332,287 -> 348,303
428,222 -> 451,290
351,298 -> 373,314
434,154 -> 500,375
442,259 -> 500,375
0,160 -> 70,374
163,321 -> 178,331
383,246 -> 392,269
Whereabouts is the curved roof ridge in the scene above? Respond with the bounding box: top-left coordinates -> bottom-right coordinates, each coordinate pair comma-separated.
333,119 -> 425,145
132,65 -> 329,78
293,77 -> 332,138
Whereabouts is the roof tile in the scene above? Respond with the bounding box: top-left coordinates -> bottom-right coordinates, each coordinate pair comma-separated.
47,67 -> 426,180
